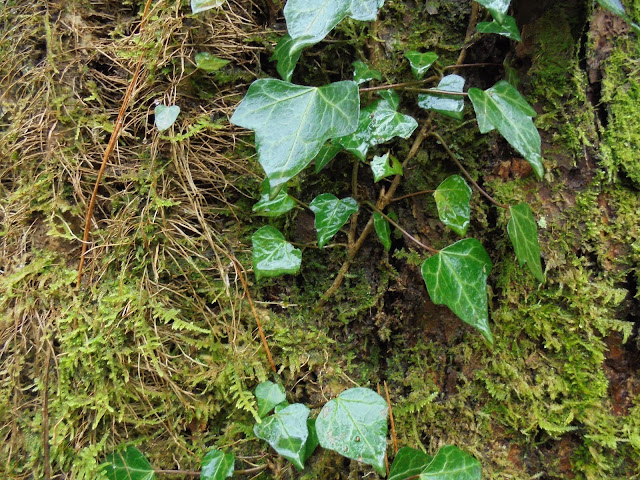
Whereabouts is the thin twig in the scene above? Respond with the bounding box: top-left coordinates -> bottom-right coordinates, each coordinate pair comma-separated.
359,77 -> 439,93
402,88 -> 468,96
390,189 -> 435,202
456,2 -> 480,66
443,62 -> 502,70
366,202 -> 438,254
384,381 -> 398,455
42,346 -> 51,480
154,469 -> 200,477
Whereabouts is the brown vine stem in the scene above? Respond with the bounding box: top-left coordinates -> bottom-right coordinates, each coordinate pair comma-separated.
384,381 -> 398,455
77,0 -> 154,286
443,62 -> 502,71
359,76 -> 439,93
366,202 -> 438,254
402,88 -> 468,97
456,2 -> 480,66
430,132 -> 509,210
154,464 -> 268,476
390,189 -> 435,202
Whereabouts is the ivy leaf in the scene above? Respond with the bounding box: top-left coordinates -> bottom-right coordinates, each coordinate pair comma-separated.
373,212 -> 392,251
468,81 -> 543,179
252,226 -> 302,279
404,51 -> 438,79
201,450 -> 234,480
433,175 -> 472,236
337,90 -> 418,161
195,52 -> 230,72
389,447 -> 432,480
253,180 -> 296,217
420,445 -> 481,479
314,143 -> 343,172
255,381 -> 287,418
474,0 -> 510,25
303,418 -> 320,463
103,447 -> 155,480
353,60 -> 383,85
154,105 -> 180,132
421,239 -> 493,343
596,0 -> 640,34
316,387 -> 388,476
417,75 -> 466,120
371,152 -> 403,182
230,79 -> 359,191
309,194 -> 359,248
476,15 -> 521,41
254,403 -> 311,471
271,34 -> 311,82
191,0 -> 224,14
507,202 -> 544,282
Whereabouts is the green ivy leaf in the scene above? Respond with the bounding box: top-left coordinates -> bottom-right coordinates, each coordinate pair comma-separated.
389,447 -> 432,480
195,52 -> 230,72
314,142 -> 343,172
255,381 -> 287,418
230,79 -> 359,191
420,445 -> 481,479
353,60 -> 383,85
303,418 -> 320,464
337,90 -> 417,161
103,447 -> 155,480
191,0 -> 224,14
476,15 -> 521,41
253,180 -> 297,217
252,226 -> 302,279
271,34 -> 310,82
254,403 -> 311,471
371,152 -> 403,182
468,81 -> 543,179
404,51 -> 438,79
596,0 -> 640,34
507,202 -> 544,282
417,75 -> 465,120
154,105 -> 180,132
316,387 -> 388,475
433,175 -> 472,236
373,212 -> 391,251
421,239 -> 493,343
201,450 -> 234,480
309,194 -> 359,248
474,0 -> 510,24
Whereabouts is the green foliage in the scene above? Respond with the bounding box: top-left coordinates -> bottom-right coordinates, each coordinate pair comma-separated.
507,202 -> 544,282
194,52 -> 229,72
353,60 -> 383,85
255,381 -> 287,417
371,152 -> 403,182
103,447 -> 155,480
373,211 -> 392,251
404,51 -> 438,79
476,15 -> 521,41
309,194 -> 359,247
417,75 -> 466,120
252,226 -> 302,278
154,105 -> 180,132
389,447 -> 432,480
201,450 -> 234,480
253,180 -> 297,217
475,0 -> 510,24
433,175 -> 472,236
389,445 -> 481,480
191,0 -> 224,14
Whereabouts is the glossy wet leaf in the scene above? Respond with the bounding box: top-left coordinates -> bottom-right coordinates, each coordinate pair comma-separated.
191,0 -> 224,14
596,0 -> 640,34
314,143 -> 343,172
507,202 -> 544,282
195,52 -> 230,72
404,51 -> 438,79
253,180 -> 296,217
255,381 -> 287,418
477,15 -> 521,41
421,239 -> 493,343
418,75 -> 465,120
309,194 -> 359,248
154,105 -> 180,132
337,90 -> 417,161
254,403 -> 311,471
468,81 -> 543,178
353,60 -> 383,85
373,212 -> 391,251
371,152 -> 403,182
389,447 -> 432,480
271,34 -> 311,82
316,387 -> 388,475
433,175 -> 472,236
420,445 -> 481,479
201,449 -> 234,480
475,0 -> 510,24
303,418 -> 320,463
252,226 -> 302,279
103,447 -> 155,480
231,79 -> 359,191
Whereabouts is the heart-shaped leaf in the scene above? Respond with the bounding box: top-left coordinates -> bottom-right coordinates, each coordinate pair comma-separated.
255,381 -> 287,418
389,447 -> 433,480
253,180 -> 296,217
231,79 -> 359,191
371,152 -> 403,182
404,51 -> 438,79
191,0 -> 224,14
252,226 -> 302,279
373,212 -> 392,251
154,105 -> 180,132
353,60 -> 383,85
314,142 -> 343,172
418,75 -> 466,120
337,90 -> 417,161
420,445 -> 481,479
103,447 -> 155,480
433,175 -> 472,236
316,387 -> 388,475
421,239 -> 493,343
596,0 -> 640,34
201,449 -> 234,480
468,81 -> 543,178
254,403 -> 311,471
475,0 -> 510,24
477,15 -> 521,41
507,202 -> 544,282
195,52 -> 230,72
271,34 -> 311,82
309,194 -> 359,248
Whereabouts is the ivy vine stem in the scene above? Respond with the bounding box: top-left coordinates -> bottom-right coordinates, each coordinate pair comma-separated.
390,189 -> 436,203
359,76 -> 439,93
403,88 -> 469,96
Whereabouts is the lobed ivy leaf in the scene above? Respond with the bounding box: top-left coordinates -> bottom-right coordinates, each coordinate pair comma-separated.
337,90 -> 418,161
371,152 -> 403,182
195,52 -> 230,72
253,180 -> 297,217
468,81 -> 543,179
191,0 -> 224,14
418,75 -> 466,120
404,51 -> 438,79
254,403 -> 311,471
507,202 -> 544,282
255,381 -> 287,418
103,447 -> 155,480
433,175 -> 472,236
421,239 -> 493,343
314,142 -> 343,172
420,445 -> 481,479
316,387 -> 388,475
474,0 -> 510,25
373,212 -> 392,251
271,34 -> 311,82
596,0 -> 640,34
476,15 -> 521,41
201,449 -> 234,480
389,447 -> 433,480
154,105 -> 180,132
252,226 -> 302,279
309,194 -> 359,248
353,60 -> 383,85
231,79 -> 359,192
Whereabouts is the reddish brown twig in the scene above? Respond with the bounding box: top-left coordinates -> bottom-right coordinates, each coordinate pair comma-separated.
384,381 -> 398,455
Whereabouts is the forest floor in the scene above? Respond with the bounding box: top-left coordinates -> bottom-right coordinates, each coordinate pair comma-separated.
1,0 -> 640,479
